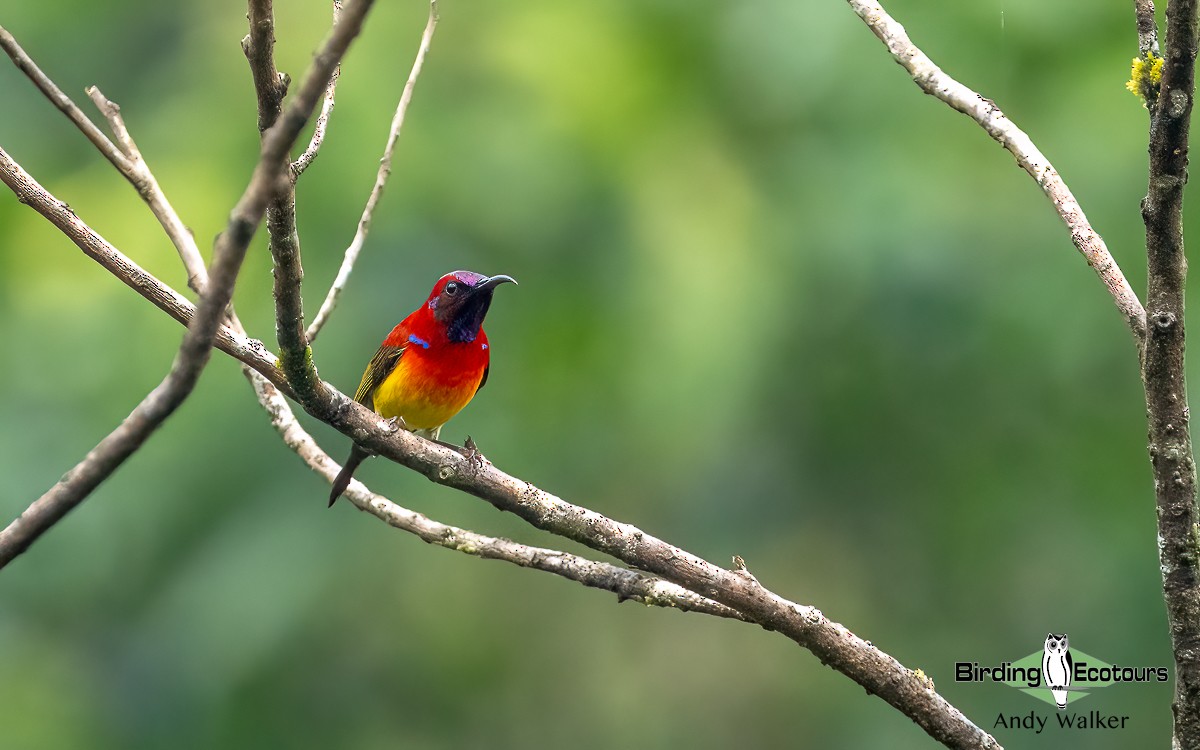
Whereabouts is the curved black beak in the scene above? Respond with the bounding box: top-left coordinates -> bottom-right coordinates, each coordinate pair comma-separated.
442,273 -> 516,343
475,274 -> 517,292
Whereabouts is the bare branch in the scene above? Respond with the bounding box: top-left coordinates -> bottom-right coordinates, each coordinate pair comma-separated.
0,25 -> 128,170
5,2 -> 1003,741
1135,0 -> 1161,57
0,147 -> 288,393
242,0 -> 288,134
0,137 -> 741,623
292,0 -> 344,177
0,26 -> 207,292
307,0 -> 439,343
83,84 -> 259,344
1141,0 -> 1200,745
307,394 -> 1000,748
289,67 -> 339,177
246,2 -> 994,739
0,385 -> 188,567
0,148 -> 250,567
250,372 -> 746,620
844,0 -> 1148,345
263,171 -> 321,402
83,88 -> 139,161
244,0 -> 326,409
4,142 -> 999,747
1,5 -> 742,637
85,86 -> 209,293
0,0 -> 377,568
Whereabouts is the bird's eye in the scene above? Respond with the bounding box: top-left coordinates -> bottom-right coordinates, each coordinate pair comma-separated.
444,281 -> 459,296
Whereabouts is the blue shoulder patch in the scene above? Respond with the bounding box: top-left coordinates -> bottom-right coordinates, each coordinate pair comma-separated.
408,333 -> 431,349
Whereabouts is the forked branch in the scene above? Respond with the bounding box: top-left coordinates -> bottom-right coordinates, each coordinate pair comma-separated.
0,140 -> 1000,750
0,143 -> 744,624
0,26 -> 206,291
0,3 -> 1008,746
0,0 -> 379,568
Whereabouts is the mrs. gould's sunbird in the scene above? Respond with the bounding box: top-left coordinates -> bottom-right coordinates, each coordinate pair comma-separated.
328,270 -> 516,506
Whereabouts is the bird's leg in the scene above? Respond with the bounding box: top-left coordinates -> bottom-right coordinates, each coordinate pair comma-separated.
429,436 -> 470,455
426,434 -> 488,468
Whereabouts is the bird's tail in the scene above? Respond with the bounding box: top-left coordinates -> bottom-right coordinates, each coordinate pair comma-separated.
329,444 -> 370,507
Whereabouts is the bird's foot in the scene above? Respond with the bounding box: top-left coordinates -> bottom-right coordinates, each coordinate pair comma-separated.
430,435 -> 489,470
462,435 -> 488,469
383,415 -> 409,433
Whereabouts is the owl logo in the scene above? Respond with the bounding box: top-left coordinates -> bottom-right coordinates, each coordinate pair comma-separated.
1042,633 -> 1073,709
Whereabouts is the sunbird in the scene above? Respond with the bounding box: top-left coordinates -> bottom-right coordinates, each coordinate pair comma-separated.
329,270 -> 516,506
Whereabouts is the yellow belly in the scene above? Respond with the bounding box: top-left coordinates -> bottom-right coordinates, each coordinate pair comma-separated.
372,351 -> 484,431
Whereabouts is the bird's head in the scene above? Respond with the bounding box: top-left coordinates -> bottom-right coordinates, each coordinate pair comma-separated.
425,270 -> 517,343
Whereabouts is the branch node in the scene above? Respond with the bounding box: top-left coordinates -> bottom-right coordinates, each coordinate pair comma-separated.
913,668 -> 936,691
732,555 -> 761,585
1152,311 -> 1179,330
1167,88 -> 1191,118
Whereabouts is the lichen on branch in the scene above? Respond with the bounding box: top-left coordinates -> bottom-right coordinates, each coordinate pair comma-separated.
1127,52 -> 1165,108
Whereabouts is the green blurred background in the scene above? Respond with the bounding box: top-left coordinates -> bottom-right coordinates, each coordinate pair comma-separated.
0,0 -> 1181,747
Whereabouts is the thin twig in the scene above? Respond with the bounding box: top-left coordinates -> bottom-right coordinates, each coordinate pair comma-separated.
0,157 -> 253,567
289,67 -> 339,177
844,0 -> 1148,345
242,0 -> 288,134
1135,0 -> 1161,57
83,88 -> 140,162
85,86 -> 209,292
1141,0 -> 1200,745
0,25 -> 128,170
292,0 -> 343,177
0,147 -> 288,394
82,87 -> 257,339
0,26 -> 207,292
307,0 -> 439,343
250,372 -> 746,620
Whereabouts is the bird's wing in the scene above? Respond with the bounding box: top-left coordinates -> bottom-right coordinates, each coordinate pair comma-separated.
355,343 -> 406,411
476,364 -> 489,394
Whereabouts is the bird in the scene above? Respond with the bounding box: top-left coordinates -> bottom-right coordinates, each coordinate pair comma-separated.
328,270 -> 516,506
